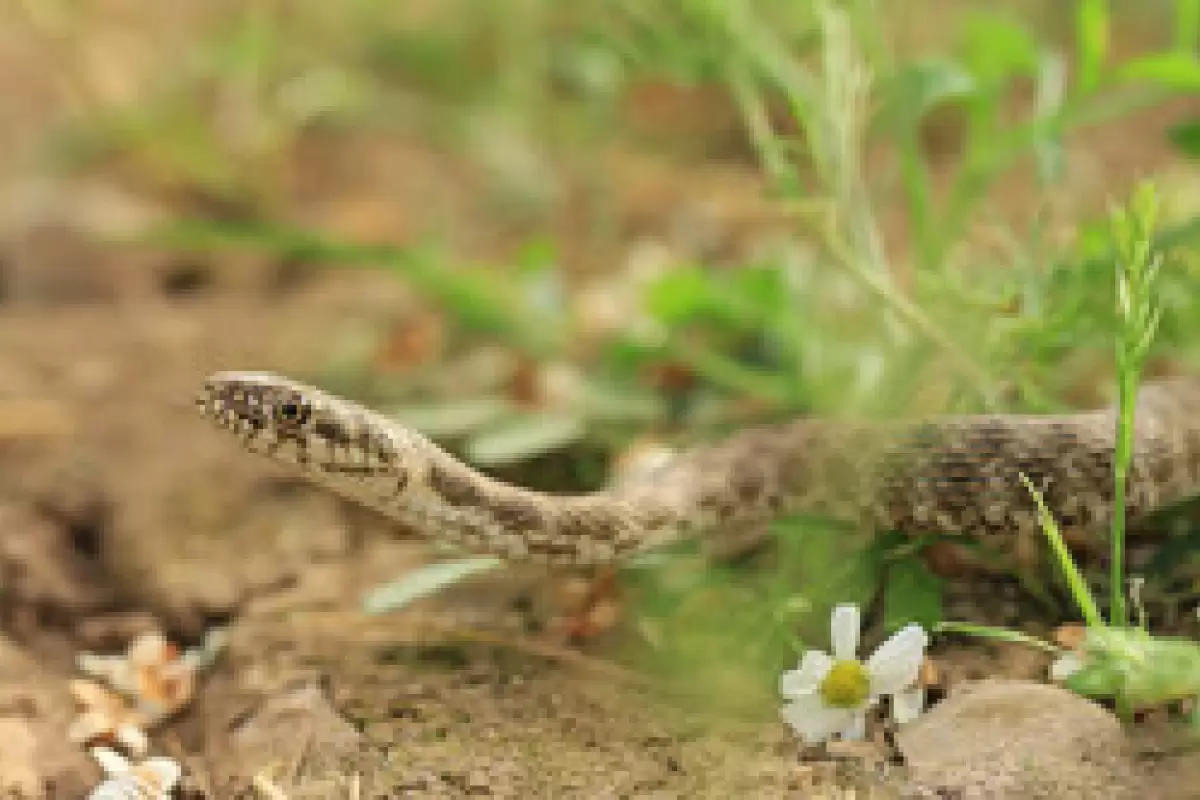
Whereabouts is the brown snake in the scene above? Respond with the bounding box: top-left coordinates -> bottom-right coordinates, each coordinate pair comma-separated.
196,372 -> 1200,566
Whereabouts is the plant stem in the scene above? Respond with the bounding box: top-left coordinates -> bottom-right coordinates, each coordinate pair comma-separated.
1110,367 -> 1133,627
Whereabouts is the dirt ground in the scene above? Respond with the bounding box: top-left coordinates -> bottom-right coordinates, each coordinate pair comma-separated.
0,273 -> 868,797
4,10 -> 1200,794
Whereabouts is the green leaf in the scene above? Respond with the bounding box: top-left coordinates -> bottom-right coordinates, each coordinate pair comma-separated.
882,558 -> 944,633
466,411 -> 586,466
663,339 -> 795,404
1167,119 -> 1200,159
770,515 -> 880,631
1032,53 -> 1067,185
1063,662 -> 1122,698
363,557 -> 504,614
389,397 -> 513,438
148,220 -> 564,357
206,7 -> 281,79
730,264 -> 788,312
1074,0 -> 1109,93
958,12 -> 1041,83
574,378 -> 666,423
1085,627 -> 1200,706
1176,0 -> 1200,53
875,58 -> 976,133
1118,53 -> 1200,90
644,265 -> 783,330
513,236 -> 559,274
644,266 -> 715,324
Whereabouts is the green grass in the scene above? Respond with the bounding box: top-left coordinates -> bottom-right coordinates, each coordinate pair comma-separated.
938,182 -> 1200,724
1109,183 -> 1165,627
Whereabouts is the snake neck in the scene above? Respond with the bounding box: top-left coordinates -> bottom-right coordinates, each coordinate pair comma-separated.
608,419 -> 871,547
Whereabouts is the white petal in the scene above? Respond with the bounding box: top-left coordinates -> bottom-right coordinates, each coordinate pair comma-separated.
90,747 -> 131,776
866,624 -> 928,696
140,758 -> 182,792
892,686 -> 925,724
830,604 -> 861,661
1050,652 -> 1083,682
781,694 -> 856,745
780,650 -> 834,699
839,711 -> 867,741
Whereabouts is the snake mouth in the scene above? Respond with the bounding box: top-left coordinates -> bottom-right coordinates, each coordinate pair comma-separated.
198,376 -> 268,435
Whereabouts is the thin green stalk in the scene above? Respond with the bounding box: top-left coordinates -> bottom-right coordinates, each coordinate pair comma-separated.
726,61 -> 798,195
938,86 -> 1170,270
717,1 -> 1001,408
934,621 -> 1059,654
1109,183 -> 1164,627
1110,367 -> 1134,627
1074,0 -> 1110,95
822,232 -> 1001,408
1020,473 -> 1103,627
1175,0 -> 1200,53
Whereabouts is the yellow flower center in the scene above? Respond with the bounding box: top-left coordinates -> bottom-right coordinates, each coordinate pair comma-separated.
819,660 -> 870,708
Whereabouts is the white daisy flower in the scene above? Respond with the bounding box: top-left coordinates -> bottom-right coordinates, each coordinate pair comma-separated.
780,604 -> 928,744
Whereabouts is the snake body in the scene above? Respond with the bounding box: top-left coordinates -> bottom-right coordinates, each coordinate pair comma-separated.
197,372 -> 1200,565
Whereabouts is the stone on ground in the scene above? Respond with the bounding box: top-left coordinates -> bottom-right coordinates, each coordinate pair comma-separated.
896,679 -> 1139,798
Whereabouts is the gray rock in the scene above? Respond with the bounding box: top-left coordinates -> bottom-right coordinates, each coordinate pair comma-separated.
896,679 -> 1140,798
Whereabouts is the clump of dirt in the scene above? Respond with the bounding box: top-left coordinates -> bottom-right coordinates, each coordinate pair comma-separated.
0,634 -> 99,797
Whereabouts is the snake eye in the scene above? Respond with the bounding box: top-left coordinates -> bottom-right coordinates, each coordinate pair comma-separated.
276,401 -> 309,425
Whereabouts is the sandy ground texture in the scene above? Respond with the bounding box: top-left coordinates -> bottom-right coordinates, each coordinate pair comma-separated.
0,289 -> 872,796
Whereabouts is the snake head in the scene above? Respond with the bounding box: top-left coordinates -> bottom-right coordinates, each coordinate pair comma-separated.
196,372 -> 404,484
197,372 -> 314,447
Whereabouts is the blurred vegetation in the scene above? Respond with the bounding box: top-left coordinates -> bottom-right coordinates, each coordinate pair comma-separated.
16,0 -> 1200,716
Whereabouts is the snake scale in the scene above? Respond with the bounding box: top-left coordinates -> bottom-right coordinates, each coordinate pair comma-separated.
196,372 -> 1200,566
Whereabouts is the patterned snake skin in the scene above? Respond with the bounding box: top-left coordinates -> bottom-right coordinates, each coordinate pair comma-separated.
197,372 -> 1200,565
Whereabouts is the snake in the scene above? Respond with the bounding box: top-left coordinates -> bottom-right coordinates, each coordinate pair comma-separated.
196,372 -> 1200,566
